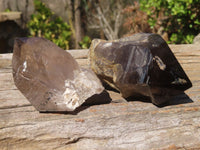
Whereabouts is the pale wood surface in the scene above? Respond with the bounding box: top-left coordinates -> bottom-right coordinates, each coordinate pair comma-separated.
0,45 -> 200,150
0,12 -> 21,22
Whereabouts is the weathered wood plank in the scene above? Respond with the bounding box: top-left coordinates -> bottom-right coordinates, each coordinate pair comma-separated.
0,98 -> 200,149
0,12 -> 21,22
68,49 -> 89,59
0,54 -> 12,69
0,45 -> 200,149
0,90 -> 30,109
169,44 -> 200,56
0,72 -> 16,90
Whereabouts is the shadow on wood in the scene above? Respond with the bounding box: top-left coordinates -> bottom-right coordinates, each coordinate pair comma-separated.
162,93 -> 193,107
126,92 -> 193,108
83,90 -> 112,105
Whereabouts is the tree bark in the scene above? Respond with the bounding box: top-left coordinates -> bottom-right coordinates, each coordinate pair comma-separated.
74,0 -> 82,49
66,0 -> 76,48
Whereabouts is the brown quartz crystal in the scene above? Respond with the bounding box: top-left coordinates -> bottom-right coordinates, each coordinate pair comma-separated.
12,37 -> 104,112
89,33 -> 192,105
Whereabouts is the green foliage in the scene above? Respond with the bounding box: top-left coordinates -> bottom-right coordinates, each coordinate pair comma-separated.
27,0 -> 71,49
140,0 -> 200,44
4,8 -> 11,12
79,36 -> 91,49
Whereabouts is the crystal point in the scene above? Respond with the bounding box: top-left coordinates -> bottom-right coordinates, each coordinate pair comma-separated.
89,33 -> 192,105
12,37 -> 104,112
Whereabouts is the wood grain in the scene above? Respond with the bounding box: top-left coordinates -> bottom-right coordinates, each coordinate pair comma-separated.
0,45 -> 200,150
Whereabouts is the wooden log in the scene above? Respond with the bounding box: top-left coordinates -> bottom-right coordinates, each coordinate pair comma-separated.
68,49 -> 89,59
0,45 -> 200,149
0,53 -> 12,69
0,12 -> 21,22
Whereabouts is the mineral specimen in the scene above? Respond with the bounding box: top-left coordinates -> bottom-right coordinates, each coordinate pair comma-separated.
89,33 -> 192,105
12,37 -> 104,112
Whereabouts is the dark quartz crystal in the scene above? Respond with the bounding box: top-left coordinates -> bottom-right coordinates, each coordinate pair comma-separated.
89,33 -> 192,105
12,37 -> 104,112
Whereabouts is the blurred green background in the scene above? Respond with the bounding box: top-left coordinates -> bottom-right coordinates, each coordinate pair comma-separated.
0,0 -> 199,53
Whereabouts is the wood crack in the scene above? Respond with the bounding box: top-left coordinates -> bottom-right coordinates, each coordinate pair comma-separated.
0,123 -> 35,130
0,104 -> 31,110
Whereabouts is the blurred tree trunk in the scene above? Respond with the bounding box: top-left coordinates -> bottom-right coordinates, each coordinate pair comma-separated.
66,0 -> 82,49
86,0 -> 123,40
66,0 -> 75,40
74,0 -> 82,48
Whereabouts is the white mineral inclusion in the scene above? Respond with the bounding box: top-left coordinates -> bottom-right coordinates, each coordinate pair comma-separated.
62,69 -> 104,111
103,42 -> 112,48
22,61 -> 27,72
154,56 -> 166,70
63,81 -> 80,110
